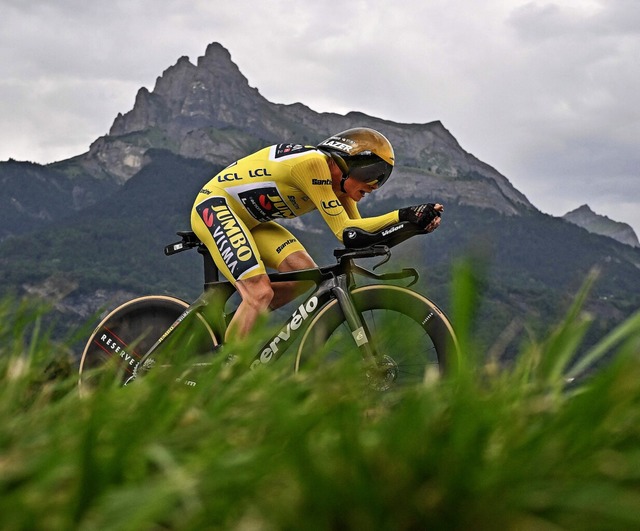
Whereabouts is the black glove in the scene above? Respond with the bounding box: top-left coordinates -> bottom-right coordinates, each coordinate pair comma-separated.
398,203 -> 441,230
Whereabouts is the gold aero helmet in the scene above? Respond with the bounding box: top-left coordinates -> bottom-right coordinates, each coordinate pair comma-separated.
317,127 -> 395,189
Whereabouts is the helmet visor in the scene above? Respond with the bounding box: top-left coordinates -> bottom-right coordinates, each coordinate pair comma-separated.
345,155 -> 393,187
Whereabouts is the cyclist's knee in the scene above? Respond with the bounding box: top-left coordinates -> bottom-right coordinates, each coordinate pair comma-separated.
237,275 -> 274,311
253,281 -> 274,309
279,250 -> 316,272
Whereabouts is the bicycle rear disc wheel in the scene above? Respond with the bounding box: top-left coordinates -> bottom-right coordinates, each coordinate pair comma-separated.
295,285 -> 458,387
78,295 -> 217,390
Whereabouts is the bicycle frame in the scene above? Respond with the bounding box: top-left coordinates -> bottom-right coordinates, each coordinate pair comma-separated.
138,239 -> 420,375
252,265 -> 374,369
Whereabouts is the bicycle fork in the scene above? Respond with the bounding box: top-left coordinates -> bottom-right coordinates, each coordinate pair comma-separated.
330,276 -> 379,363
330,279 -> 399,390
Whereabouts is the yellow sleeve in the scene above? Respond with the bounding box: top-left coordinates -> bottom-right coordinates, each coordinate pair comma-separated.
291,157 -> 399,242
342,196 -> 361,219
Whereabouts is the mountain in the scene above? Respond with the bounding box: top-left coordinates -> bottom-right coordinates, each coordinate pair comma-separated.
58,43 -> 533,214
1,42 -> 532,242
0,159 -> 116,242
1,42 -> 639,356
563,205 -> 640,248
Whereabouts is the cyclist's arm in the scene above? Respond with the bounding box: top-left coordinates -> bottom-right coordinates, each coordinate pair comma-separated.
315,190 -> 399,242
318,195 -> 399,241
341,195 -> 361,220
291,158 -> 399,242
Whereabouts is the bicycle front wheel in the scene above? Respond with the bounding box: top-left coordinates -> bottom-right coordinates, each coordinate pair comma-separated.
79,295 -> 217,390
294,285 -> 458,386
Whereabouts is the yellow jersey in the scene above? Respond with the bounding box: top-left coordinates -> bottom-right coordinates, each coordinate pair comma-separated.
197,144 -> 398,240
191,143 -> 399,282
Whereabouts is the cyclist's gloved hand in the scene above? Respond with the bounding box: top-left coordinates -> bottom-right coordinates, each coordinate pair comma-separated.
398,203 -> 442,231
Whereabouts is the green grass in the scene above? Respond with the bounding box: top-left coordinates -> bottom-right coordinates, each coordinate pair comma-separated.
2,271 -> 640,530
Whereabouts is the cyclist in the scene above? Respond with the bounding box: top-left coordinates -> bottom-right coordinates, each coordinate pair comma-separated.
191,127 -> 443,341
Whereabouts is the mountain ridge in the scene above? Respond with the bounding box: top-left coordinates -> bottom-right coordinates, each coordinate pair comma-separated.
1,42 -> 638,354
2,42 -> 635,246
563,204 -> 639,248
62,42 -> 534,218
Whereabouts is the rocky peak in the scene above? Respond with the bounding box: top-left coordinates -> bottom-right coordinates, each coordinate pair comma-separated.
79,42 -> 535,214
109,42 -> 262,138
563,204 -> 640,247
196,42 -> 239,75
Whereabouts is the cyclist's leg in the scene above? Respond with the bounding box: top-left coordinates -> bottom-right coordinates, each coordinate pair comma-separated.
191,193 -> 273,341
271,250 -> 317,308
252,222 -> 317,309
230,275 -> 273,338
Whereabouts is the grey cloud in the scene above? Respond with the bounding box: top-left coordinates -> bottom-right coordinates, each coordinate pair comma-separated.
508,1 -> 640,40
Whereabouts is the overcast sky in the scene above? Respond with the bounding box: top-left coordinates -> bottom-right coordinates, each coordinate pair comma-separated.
2,0 -> 639,234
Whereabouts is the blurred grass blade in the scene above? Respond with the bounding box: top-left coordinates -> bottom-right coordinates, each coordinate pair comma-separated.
537,268 -> 599,384
450,256 -> 483,373
566,310 -> 640,381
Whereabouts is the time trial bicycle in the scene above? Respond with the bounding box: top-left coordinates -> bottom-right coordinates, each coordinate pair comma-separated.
79,221 -> 458,391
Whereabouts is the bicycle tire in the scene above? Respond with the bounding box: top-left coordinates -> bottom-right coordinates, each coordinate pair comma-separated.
294,285 -> 458,387
78,295 -> 217,390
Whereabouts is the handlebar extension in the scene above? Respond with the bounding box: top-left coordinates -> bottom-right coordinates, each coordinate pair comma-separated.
342,221 -> 422,251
